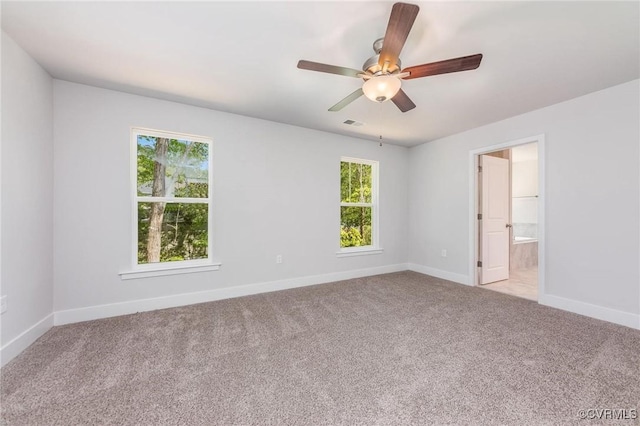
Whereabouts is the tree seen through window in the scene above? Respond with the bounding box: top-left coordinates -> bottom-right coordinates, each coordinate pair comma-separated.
136,133 -> 210,264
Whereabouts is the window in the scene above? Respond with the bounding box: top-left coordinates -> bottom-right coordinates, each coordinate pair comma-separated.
339,157 -> 380,254
131,128 -> 213,270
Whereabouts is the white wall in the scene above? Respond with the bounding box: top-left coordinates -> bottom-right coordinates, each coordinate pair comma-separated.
0,33 -> 54,364
409,80 -> 640,325
53,81 -> 409,317
512,160 -> 538,198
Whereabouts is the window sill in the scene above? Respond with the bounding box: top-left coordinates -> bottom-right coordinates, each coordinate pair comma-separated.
119,262 -> 221,280
336,247 -> 384,258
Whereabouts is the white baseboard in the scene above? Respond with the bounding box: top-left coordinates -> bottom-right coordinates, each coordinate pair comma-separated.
539,294 -> 640,330
407,264 -> 639,330
54,263 -> 410,326
1,314 -> 54,368
407,263 -> 470,285
4,266 -> 637,368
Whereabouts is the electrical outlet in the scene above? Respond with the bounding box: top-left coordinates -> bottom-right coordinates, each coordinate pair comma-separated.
0,295 -> 7,314
441,249 -> 447,257
276,255 -> 283,264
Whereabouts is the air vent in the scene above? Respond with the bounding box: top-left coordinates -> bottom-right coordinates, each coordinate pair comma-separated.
343,119 -> 364,127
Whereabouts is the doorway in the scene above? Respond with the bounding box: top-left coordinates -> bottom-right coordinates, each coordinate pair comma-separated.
469,135 -> 545,301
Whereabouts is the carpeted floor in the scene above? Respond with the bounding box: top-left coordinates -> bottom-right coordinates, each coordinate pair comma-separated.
1,271 -> 639,425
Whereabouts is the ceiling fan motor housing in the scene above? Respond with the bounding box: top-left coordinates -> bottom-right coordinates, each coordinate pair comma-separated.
363,38 -> 401,75
363,55 -> 402,75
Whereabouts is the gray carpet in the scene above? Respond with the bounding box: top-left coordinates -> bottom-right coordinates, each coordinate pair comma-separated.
1,271 -> 639,425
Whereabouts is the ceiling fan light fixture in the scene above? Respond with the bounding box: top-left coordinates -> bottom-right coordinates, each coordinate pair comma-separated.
362,75 -> 401,103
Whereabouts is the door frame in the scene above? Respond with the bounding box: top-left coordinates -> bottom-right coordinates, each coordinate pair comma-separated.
468,134 -> 546,300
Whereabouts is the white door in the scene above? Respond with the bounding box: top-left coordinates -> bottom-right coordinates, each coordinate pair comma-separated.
480,155 -> 510,284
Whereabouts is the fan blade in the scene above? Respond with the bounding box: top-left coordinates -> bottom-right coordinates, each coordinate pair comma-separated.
329,88 -> 364,112
402,54 -> 483,80
297,60 -> 362,78
391,89 -> 416,112
378,3 -> 420,69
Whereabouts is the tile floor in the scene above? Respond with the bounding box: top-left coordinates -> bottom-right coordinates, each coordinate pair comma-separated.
481,267 -> 538,301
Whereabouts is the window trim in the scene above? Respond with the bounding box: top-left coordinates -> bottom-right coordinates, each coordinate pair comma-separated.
125,127 -> 216,276
119,261 -> 221,280
338,156 -> 380,255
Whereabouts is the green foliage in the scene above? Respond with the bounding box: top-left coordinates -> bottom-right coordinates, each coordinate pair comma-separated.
137,135 -> 210,264
340,225 -> 372,248
340,161 -> 372,203
137,139 -> 155,192
340,208 -> 372,248
137,136 -> 209,197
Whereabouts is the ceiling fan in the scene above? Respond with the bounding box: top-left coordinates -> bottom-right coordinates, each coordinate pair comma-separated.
297,2 -> 483,113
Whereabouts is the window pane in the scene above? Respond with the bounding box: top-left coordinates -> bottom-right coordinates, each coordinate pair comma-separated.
340,206 -> 372,248
138,202 -> 208,264
137,135 -> 209,198
340,161 -> 372,203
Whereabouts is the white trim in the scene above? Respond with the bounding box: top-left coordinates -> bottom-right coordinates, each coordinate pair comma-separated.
408,263 -> 470,286
130,127 -> 212,144
55,263 -> 409,326
372,160 -> 379,249
537,136 -> 546,301
336,247 -> 384,257
468,134 -> 546,300
4,265 -> 634,371
130,127 -> 214,271
119,262 -> 221,280
135,197 -> 208,204
339,202 -> 373,208
407,262 -> 639,330
339,157 -> 380,251
340,156 -> 378,166
539,294 -> 640,330
1,314 -> 53,368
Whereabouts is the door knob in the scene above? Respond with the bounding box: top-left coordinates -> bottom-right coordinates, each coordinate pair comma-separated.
506,223 -> 512,228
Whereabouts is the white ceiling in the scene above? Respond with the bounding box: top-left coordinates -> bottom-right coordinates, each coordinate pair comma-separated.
2,1 -> 638,147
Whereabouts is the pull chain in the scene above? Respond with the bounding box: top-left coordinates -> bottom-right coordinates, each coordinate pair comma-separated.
378,101 -> 383,147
